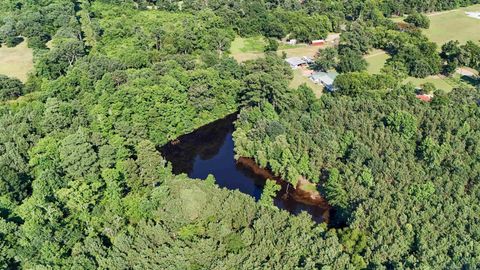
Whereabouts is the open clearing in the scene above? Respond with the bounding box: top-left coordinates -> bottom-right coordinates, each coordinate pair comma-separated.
424,4 -> 480,45
393,4 -> 480,45
230,36 -> 322,62
365,49 -> 389,74
404,76 -> 454,92
0,41 -> 34,82
278,45 -> 319,58
230,36 -> 266,62
289,69 -> 324,98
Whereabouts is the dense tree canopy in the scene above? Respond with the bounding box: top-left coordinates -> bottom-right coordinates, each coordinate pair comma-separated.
0,0 -> 480,269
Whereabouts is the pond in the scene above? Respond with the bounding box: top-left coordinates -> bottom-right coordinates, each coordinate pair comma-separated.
160,114 -> 331,223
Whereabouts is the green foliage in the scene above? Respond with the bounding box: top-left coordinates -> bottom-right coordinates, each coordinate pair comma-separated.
259,179 -> 281,208
405,12 -> 431,29
325,168 -> 348,208
1,1 -> 480,269
0,74 -> 24,101
59,128 -> 98,178
385,111 -> 418,139
337,48 -> 368,73
234,84 -> 480,268
314,47 -> 337,72
334,72 -> 398,96
264,38 -> 279,52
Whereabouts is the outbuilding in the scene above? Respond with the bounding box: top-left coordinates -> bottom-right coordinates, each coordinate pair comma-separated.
310,71 -> 338,91
311,39 -> 326,46
286,57 -> 307,69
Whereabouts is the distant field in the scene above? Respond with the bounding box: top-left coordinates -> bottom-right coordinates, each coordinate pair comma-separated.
230,36 -> 323,62
393,5 -> 480,45
404,76 -> 454,92
289,69 -> 323,98
425,4 -> 480,45
365,50 -> 389,74
278,45 -> 319,58
0,41 -> 34,82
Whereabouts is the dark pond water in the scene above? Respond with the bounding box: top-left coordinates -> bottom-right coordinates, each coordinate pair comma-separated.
160,114 -> 330,223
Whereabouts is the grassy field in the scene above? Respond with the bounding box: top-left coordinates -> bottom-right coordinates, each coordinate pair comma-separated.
230,36 -> 266,62
278,45 -> 319,58
365,49 -> 389,74
392,4 -> 480,45
404,76 -> 454,92
230,36 -> 323,62
289,69 -> 324,98
424,4 -> 480,45
0,41 -> 34,82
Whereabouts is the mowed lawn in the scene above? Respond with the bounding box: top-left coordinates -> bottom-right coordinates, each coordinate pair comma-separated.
404,76 -> 454,92
424,4 -> 480,45
0,41 -> 34,82
289,69 -> 324,98
365,49 -> 389,74
278,45 -> 319,58
230,36 -> 322,61
230,36 -> 266,62
230,36 -> 324,96
393,4 -> 480,45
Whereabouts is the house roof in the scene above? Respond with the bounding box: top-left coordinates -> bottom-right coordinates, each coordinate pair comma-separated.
310,71 -> 338,86
286,57 -> 306,67
302,56 -> 314,63
416,94 -> 433,102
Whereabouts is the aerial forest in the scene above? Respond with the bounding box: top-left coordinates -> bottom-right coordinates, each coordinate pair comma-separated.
0,0 -> 479,269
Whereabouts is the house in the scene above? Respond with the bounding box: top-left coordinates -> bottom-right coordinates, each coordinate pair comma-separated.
311,39 -> 326,46
310,71 -> 338,91
288,39 -> 297,45
286,57 -> 307,69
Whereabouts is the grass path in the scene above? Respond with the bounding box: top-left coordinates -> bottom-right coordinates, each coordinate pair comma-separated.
365,49 -> 389,74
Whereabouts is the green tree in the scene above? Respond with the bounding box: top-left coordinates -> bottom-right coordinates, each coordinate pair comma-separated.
405,12 -> 430,29
337,48 -> 368,73
259,179 -> 280,208
264,38 -> 279,52
0,75 -> 24,101
385,111 -> 417,139
59,128 -> 98,178
314,47 -> 337,71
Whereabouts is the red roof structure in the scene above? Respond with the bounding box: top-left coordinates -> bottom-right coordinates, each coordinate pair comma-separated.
416,94 -> 433,102
311,40 -> 325,46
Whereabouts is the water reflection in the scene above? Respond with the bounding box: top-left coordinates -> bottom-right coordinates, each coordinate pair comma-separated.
160,114 -> 330,223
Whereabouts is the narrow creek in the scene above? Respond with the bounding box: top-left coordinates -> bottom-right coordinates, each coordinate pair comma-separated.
160,114 -> 331,223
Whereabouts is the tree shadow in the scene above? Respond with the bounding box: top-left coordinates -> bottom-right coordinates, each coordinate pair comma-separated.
4,36 -> 24,48
460,75 -> 479,87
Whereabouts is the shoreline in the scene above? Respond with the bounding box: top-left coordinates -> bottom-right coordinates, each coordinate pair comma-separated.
236,156 -> 330,209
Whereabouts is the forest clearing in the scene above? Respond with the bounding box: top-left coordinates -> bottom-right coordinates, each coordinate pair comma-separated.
0,40 -> 33,82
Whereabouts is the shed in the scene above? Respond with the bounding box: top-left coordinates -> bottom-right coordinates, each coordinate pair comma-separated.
311,39 -> 326,46
286,57 -> 307,69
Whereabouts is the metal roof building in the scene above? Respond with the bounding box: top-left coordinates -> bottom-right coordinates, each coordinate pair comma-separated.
310,71 -> 338,91
286,57 -> 307,69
